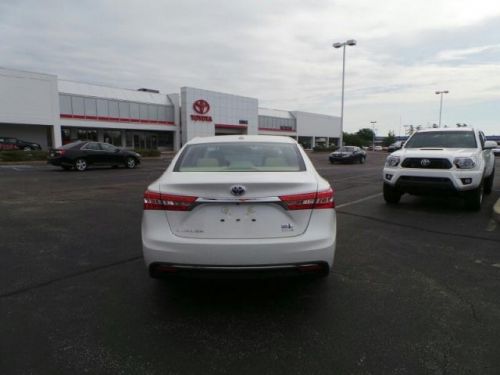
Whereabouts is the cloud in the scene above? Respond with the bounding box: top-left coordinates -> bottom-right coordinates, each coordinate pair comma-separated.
0,0 -> 500,135
435,44 -> 500,61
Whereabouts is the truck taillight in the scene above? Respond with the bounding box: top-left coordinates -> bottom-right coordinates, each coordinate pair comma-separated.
143,190 -> 198,211
279,188 -> 335,210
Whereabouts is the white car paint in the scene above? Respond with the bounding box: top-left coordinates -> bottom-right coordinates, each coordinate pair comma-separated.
142,135 -> 336,277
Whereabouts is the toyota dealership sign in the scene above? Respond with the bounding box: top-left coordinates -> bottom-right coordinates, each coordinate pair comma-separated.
191,99 -> 212,121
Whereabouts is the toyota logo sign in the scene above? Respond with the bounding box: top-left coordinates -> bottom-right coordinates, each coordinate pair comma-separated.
193,99 -> 210,115
230,185 -> 246,196
420,159 -> 431,167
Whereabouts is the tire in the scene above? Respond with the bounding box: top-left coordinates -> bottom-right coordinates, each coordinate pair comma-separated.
464,184 -> 483,211
74,158 -> 87,172
360,156 -> 366,164
125,157 -> 137,169
484,168 -> 494,195
383,183 -> 402,204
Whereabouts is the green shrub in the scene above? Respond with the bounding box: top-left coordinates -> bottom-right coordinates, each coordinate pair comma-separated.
134,149 -> 161,157
313,145 -> 338,152
0,150 -> 49,162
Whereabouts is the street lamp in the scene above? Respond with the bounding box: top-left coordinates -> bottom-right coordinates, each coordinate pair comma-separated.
333,39 -> 357,147
370,121 -> 377,150
435,90 -> 449,127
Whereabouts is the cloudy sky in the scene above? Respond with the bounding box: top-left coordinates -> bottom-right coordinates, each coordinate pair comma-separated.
1,0 -> 500,135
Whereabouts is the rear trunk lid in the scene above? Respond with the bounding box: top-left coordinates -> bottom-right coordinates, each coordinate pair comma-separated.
159,172 -> 318,239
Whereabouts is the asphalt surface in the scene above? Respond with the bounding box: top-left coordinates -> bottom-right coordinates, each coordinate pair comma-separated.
1,152 -> 499,374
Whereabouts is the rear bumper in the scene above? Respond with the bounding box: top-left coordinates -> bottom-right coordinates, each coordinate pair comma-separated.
149,261 -> 330,279
47,157 -> 73,166
329,156 -> 356,163
142,210 -> 336,269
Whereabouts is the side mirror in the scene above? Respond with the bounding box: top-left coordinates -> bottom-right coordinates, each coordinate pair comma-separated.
484,141 -> 497,149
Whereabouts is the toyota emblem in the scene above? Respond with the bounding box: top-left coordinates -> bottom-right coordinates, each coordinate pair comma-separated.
193,99 -> 210,114
420,159 -> 431,167
230,185 -> 246,196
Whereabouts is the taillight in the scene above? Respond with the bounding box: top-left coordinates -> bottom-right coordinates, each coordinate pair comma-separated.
279,188 -> 335,210
314,188 -> 335,209
143,190 -> 197,211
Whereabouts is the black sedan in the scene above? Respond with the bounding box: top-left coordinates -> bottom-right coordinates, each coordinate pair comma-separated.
329,146 -> 366,164
0,136 -> 42,151
48,141 -> 141,171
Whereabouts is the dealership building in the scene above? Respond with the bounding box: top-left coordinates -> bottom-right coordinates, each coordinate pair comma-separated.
0,67 -> 341,151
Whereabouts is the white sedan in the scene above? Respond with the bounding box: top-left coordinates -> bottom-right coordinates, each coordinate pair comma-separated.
142,135 -> 336,278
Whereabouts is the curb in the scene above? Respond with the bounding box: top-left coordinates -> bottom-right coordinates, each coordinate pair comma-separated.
493,198 -> 500,223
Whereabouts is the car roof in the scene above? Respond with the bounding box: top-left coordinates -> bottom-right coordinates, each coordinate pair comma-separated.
186,135 -> 297,145
416,128 -> 476,133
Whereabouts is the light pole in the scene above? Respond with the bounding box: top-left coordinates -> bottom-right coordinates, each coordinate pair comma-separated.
333,39 -> 357,147
370,121 -> 377,150
435,90 -> 449,127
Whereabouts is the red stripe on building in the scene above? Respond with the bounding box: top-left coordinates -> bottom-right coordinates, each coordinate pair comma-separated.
258,127 -> 296,132
214,123 -> 248,129
60,114 -> 175,126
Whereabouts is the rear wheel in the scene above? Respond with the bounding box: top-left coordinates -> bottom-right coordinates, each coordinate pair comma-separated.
484,169 -> 494,195
74,158 -> 87,172
383,183 -> 402,204
464,183 -> 483,211
125,157 -> 137,169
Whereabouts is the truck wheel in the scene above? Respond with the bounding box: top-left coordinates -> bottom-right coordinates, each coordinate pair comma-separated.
464,184 -> 483,211
383,183 -> 402,204
484,168 -> 494,195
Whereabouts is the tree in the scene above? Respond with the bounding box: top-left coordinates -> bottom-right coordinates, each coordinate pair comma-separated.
382,131 -> 396,147
356,128 -> 375,143
342,132 -> 365,147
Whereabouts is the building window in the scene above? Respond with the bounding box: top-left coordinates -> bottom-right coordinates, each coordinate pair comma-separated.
148,105 -> 158,121
77,128 -> 98,141
97,99 -> 108,117
72,96 -> 85,116
139,104 -> 148,120
130,103 -> 140,119
108,101 -> 119,118
103,130 -> 122,146
119,101 -> 130,119
59,94 -> 72,114
84,98 -> 97,116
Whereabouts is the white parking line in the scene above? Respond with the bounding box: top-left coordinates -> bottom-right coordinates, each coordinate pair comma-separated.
336,193 -> 383,209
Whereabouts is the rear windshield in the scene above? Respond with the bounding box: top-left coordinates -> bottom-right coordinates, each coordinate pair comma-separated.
61,141 -> 83,149
405,131 -> 477,148
174,142 -> 306,172
338,146 -> 355,152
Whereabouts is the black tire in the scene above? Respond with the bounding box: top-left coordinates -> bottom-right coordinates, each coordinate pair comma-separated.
360,156 -> 366,164
484,168 -> 494,195
383,183 -> 402,204
125,157 -> 137,169
74,158 -> 87,172
464,184 -> 483,211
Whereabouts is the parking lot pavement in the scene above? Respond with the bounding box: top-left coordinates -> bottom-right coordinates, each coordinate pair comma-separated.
1,154 -> 500,374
